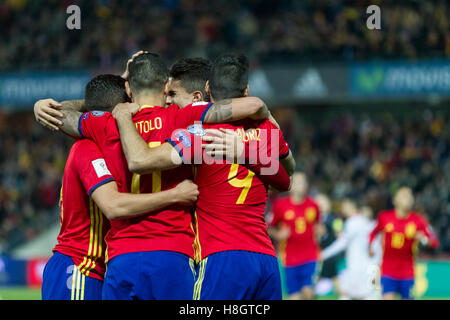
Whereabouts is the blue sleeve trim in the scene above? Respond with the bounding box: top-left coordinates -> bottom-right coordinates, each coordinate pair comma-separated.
165,138 -> 185,162
88,177 -> 115,196
200,102 -> 214,123
78,112 -> 88,137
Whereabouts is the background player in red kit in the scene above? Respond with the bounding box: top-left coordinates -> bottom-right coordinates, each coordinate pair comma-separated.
369,187 -> 439,300
40,74 -> 199,300
269,172 -> 323,300
113,53 -> 295,299
41,52 -> 271,300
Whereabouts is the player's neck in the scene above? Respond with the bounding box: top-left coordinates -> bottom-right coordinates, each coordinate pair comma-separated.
290,194 -> 305,204
134,93 -> 165,108
395,208 -> 410,219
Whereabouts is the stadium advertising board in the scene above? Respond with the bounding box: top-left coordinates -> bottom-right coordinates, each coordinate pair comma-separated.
1,61 -> 450,107
351,60 -> 450,97
0,72 -> 90,107
249,65 -> 348,102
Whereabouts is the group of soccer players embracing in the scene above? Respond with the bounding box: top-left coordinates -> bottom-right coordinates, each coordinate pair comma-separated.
34,51 -> 296,300
34,51 -> 439,301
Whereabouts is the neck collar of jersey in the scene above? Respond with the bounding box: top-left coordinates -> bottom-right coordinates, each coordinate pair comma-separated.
139,105 -> 155,111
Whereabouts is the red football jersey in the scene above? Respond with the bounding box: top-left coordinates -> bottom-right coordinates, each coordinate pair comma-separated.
78,102 -> 212,261
190,119 -> 291,262
269,196 -> 321,267
53,139 -> 113,280
369,209 -> 439,279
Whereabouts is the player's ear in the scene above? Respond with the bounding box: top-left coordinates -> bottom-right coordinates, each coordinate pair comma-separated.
164,81 -> 170,97
125,81 -> 132,99
205,80 -> 211,97
243,84 -> 249,97
192,91 -> 203,103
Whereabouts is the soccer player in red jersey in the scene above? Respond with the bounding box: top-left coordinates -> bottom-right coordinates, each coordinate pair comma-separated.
369,187 -> 439,300
40,52 -> 271,300
113,54 -> 295,300
165,58 -> 212,108
39,75 -> 199,300
268,172 -> 322,300
191,55 -> 294,300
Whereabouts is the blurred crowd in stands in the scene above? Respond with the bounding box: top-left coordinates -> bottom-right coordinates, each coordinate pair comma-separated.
0,111 -> 69,253
0,0 -> 449,71
1,108 -> 450,254
275,106 -> 450,255
0,0 -> 449,255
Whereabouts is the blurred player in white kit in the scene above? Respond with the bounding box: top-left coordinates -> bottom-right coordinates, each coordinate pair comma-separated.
319,198 -> 382,300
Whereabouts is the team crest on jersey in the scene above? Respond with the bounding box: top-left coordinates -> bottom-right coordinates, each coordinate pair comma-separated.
187,124 -> 206,137
91,110 -> 106,117
284,210 -> 295,220
405,222 -> 417,239
305,207 -> 317,222
385,223 -> 394,232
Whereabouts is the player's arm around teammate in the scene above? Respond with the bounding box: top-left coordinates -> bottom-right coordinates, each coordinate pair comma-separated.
91,178 -> 198,220
33,51 -> 147,131
33,95 -> 268,135
34,98 -> 84,131
111,97 -> 268,175
33,97 -> 250,173
33,103 -> 200,221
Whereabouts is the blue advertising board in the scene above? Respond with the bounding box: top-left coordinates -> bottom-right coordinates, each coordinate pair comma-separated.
351,60 -> 450,97
0,71 -> 90,107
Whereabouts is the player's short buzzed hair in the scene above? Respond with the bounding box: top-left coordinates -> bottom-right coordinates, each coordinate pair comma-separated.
85,74 -> 129,111
128,52 -> 169,95
169,57 -> 211,97
209,53 -> 249,100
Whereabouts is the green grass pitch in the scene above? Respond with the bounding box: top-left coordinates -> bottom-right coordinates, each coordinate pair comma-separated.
0,287 -> 41,300
0,286 -> 448,300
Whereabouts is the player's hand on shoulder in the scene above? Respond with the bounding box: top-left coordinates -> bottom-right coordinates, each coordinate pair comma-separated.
33,98 -> 64,131
202,128 -> 244,162
173,179 -> 199,206
121,50 -> 148,80
112,102 -> 140,119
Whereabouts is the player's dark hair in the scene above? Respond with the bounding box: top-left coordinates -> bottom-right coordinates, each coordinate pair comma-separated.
84,74 -> 129,111
128,52 -> 168,95
209,53 -> 249,100
169,57 -> 211,98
